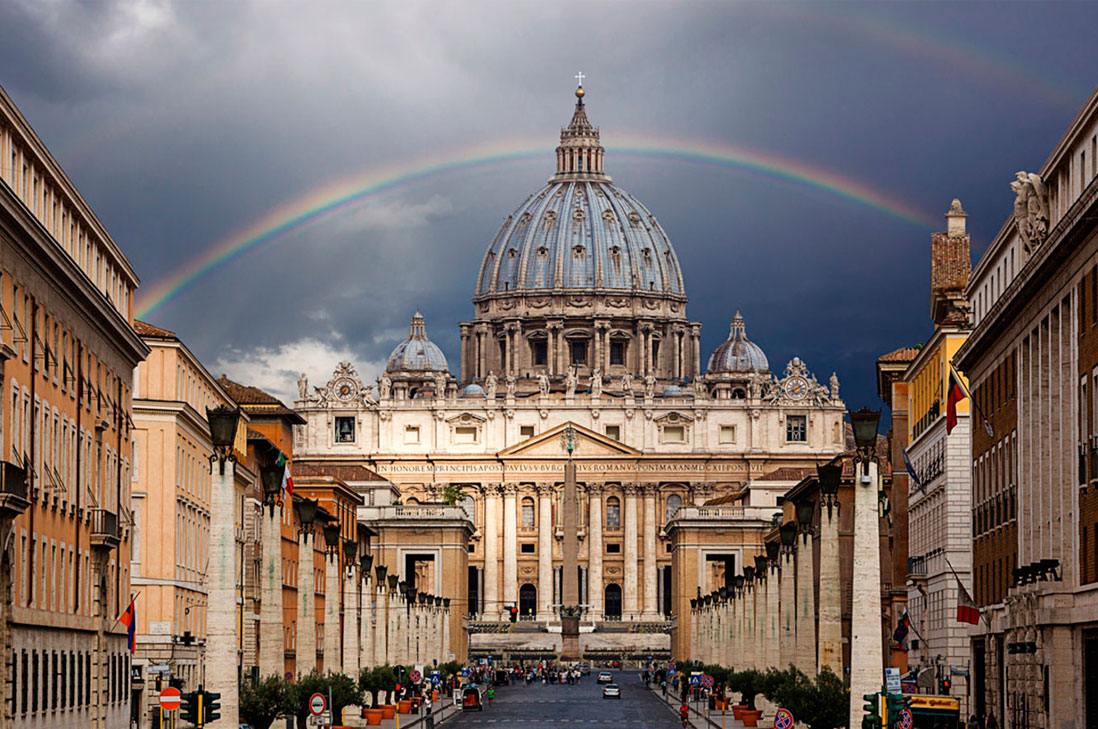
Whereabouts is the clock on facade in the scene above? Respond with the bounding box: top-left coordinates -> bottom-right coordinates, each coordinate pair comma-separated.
783,376 -> 809,400
336,379 -> 356,401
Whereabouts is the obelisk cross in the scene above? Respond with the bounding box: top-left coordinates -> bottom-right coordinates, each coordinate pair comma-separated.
574,71 -> 585,87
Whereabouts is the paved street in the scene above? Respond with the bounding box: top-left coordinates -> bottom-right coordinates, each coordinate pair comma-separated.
445,673 -> 683,728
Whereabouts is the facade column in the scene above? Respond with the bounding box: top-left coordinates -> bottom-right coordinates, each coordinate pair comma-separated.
623,484 -> 640,620
297,529 -> 317,676
796,530 -> 817,675
460,324 -> 470,383
546,324 -> 557,376
259,506 -> 284,678
502,484 -> 518,612
780,550 -> 795,670
588,484 -> 604,618
208,459 -> 240,723
592,323 -> 602,374
324,552 -> 340,672
482,485 -> 500,619
537,483 -> 554,619
642,485 -> 659,620
849,461 -> 884,728
343,564 -> 359,679
691,326 -> 702,378
818,497 -> 842,675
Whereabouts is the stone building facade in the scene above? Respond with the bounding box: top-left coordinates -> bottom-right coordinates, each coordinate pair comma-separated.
294,86 -> 846,660
0,82 -> 148,729
955,84 -> 1098,729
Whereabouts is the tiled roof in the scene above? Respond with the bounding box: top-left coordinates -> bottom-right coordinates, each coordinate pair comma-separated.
293,461 -> 386,482
216,375 -> 305,422
756,467 -> 815,482
877,347 -> 920,363
134,320 -> 177,338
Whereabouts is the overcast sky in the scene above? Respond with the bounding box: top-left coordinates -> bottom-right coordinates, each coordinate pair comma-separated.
2,1 -> 1096,415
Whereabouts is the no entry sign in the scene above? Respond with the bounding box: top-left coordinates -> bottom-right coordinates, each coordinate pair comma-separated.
158,687 -> 181,711
309,692 -> 327,716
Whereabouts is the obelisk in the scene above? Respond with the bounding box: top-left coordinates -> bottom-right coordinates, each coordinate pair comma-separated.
560,425 -> 581,660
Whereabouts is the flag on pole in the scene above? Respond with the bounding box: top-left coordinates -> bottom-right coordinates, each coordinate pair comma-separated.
118,597 -> 136,653
892,610 -> 910,644
946,368 -> 967,435
902,447 -> 923,491
956,576 -> 980,625
278,452 -> 293,497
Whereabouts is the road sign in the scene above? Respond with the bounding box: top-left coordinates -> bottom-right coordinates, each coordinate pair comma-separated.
158,687 -> 181,711
309,692 -> 327,716
702,675 -> 714,689
688,673 -> 702,686
885,667 -> 901,694
308,712 -> 332,726
461,668 -> 470,677
898,709 -> 913,729
410,669 -> 423,683
774,708 -> 794,729
145,664 -> 170,674
431,671 -> 441,685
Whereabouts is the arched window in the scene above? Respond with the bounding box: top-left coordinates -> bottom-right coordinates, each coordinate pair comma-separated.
521,497 -> 535,528
460,495 -> 476,521
731,388 -> 747,399
666,494 -> 682,520
606,496 -> 621,528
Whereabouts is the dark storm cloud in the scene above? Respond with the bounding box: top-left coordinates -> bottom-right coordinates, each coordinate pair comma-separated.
1,0 -> 1096,410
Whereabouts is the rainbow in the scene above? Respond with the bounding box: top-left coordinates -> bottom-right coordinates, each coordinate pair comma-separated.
135,137 -> 937,319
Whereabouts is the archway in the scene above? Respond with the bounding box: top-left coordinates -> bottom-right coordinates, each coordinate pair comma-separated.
519,583 -> 537,618
604,583 -> 622,620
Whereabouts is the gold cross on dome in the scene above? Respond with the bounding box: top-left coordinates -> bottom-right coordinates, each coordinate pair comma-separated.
574,71 -> 585,87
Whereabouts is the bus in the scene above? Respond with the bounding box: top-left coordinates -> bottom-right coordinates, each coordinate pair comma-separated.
908,695 -> 961,729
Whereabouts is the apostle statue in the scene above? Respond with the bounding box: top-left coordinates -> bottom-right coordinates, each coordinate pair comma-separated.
434,373 -> 448,399
505,374 -> 517,399
485,370 -> 498,399
537,372 -> 550,397
1011,170 -> 1050,255
620,371 -> 634,395
565,366 -> 578,398
644,371 -> 656,399
591,369 -> 603,398
297,372 -> 308,401
830,372 -> 840,401
378,374 -> 392,400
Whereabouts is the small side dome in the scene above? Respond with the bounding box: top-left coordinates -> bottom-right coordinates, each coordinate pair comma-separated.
707,311 -> 769,374
461,383 -> 486,398
386,311 -> 450,373
661,384 -> 684,397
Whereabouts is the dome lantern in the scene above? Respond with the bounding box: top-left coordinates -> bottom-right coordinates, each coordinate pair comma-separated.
386,310 -> 450,374
551,83 -> 610,183
707,310 -> 769,374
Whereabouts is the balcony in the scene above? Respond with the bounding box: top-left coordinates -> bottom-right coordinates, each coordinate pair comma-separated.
0,461 -> 29,519
90,508 -> 120,551
907,555 -> 927,579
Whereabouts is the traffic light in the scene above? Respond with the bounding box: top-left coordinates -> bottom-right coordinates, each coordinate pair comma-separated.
180,692 -> 199,726
204,690 -> 222,723
508,606 -> 517,623
885,693 -> 907,728
862,692 -> 881,729
939,677 -> 952,694
154,674 -> 162,692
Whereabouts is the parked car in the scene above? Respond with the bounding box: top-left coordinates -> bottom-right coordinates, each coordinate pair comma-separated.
602,684 -> 621,699
577,663 -> 591,675
597,671 -> 614,684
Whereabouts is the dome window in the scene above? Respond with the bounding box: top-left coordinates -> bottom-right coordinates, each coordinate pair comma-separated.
572,208 -> 586,222
507,249 -> 517,259
543,210 -> 557,227
530,338 -> 548,366
602,210 -> 615,225
573,245 -> 585,258
610,340 -> 626,366
731,388 -> 747,399
570,339 -> 588,366
519,212 -> 532,225
628,212 -> 641,227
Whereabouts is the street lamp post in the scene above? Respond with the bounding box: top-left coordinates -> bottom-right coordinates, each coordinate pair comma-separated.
204,405 -> 242,727
848,407 -> 884,729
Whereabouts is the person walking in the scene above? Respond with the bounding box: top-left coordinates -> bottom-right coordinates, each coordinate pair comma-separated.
485,686 -> 495,707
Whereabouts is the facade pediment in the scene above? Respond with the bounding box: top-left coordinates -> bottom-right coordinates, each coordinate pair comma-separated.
498,421 -> 641,458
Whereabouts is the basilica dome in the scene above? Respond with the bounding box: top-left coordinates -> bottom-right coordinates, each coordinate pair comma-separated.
707,311 -> 769,374
386,311 -> 449,373
474,90 -> 684,299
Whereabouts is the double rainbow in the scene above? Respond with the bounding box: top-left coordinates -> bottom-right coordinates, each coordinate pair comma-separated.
135,136 -> 936,319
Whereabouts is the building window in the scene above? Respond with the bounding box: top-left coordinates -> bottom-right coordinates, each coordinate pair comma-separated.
610,340 -> 625,366
605,425 -> 621,441
520,425 -> 535,439
460,495 -> 475,521
521,497 -> 535,527
531,339 -> 547,366
570,339 -> 587,366
454,426 -> 478,444
786,415 -> 807,442
606,496 -> 621,528
606,543 -> 621,553
404,425 -> 421,444
719,425 -> 736,443
520,543 -> 535,554
661,425 -> 685,443
334,417 -> 355,443
666,494 -> 682,520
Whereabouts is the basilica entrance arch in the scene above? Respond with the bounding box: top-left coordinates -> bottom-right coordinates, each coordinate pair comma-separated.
519,583 -> 537,618
604,583 -> 622,620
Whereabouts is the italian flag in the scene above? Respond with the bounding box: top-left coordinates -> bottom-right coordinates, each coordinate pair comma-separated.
946,368 -> 967,435
278,453 -> 293,497
956,575 -> 980,625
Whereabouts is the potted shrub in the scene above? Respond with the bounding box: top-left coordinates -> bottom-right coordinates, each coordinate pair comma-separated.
730,669 -> 764,726
368,665 -> 398,718
358,668 -> 384,725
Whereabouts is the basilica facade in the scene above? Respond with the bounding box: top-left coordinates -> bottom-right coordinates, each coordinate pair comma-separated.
293,86 -> 846,655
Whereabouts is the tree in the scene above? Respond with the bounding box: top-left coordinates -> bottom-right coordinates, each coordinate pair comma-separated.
240,675 -> 290,729
809,667 -> 849,729
287,671 -> 363,729
441,484 -> 465,505
728,669 -> 764,710
759,666 -> 849,729
359,665 -> 397,708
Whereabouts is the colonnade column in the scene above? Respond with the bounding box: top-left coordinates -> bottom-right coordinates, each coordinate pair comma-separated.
372,569 -> 388,667
795,529 -> 817,675
766,560 -> 780,669
779,550 -> 795,669
343,562 -> 359,679
258,505 -> 284,678
588,484 -> 604,618
297,528 -> 317,676
502,484 -> 518,614
324,551 -> 340,671
743,580 -> 756,669
818,495 -> 842,675
360,572 -> 373,671
482,484 -> 500,619
849,460 -> 884,728
537,482 -> 554,619
207,458 -> 239,725
623,483 -> 639,620
754,566 -> 767,669
642,485 -> 659,620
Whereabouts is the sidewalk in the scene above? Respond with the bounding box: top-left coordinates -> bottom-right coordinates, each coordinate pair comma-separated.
652,686 -> 748,729
354,699 -> 462,729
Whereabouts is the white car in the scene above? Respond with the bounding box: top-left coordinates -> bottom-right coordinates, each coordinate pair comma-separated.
602,683 -> 621,699
597,671 -> 614,684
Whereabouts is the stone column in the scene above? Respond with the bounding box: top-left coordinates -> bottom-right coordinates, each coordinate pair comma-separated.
388,590 -> 401,665
324,552 -> 340,672
259,506 -> 284,678
343,564 -> 359,679
796,530 -> 817,675
502,484 -> 519,611
743,582 -> 756,670
460,324 -> 470,383
592,323 -> 602,374
373,577 -> 387,667
482,484 -> 501,619
730,592 -> 742,668
207,459 -> 240,723
442,603 -> 452,663
780,551 -> 795,670
537,483 -> 554,619
360,574 -> 373,671
297,530 -> 317,676
642,485 -> 659,620
691,326 -> 702,378
849,461 -> 883,728
588,484 -> 604,618
623,484 -> 640,620
766,562 -> 780,669
754,570 -> 767,669
818,497 -> 842,676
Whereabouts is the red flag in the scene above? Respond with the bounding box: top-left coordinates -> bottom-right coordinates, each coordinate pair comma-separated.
117,597 -> 136,653
946,369 -> 966,435
956,576 -> 980,625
